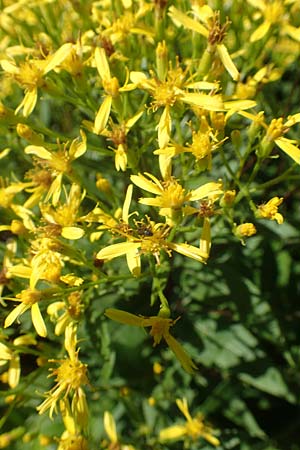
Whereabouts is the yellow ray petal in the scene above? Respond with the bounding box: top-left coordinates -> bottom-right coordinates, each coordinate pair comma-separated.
168,242 -> 208,262
275,137 -> 300,164
168,6 -> 209,37
182,92 -> 224,111
94,95 -> 112,135
8,355 -> 20,388
130,173 -> 163,195
126,247 -> 141,276
61,227 -> 85,240
97,242 -> 140,260
250,21 -> 271,42
25,145 -> 52,160
104,411 -> 118,443
32,302 -> 47,337
158,105 -> 171,149
159,424 -> 187,441
217,44 -> 239,81
95,47 -> 111,80
164,333 -> 198,374
105,308 -> 144,326
43,43 -> 73,74
190,182 -> 223,201
4,303 -> 29,328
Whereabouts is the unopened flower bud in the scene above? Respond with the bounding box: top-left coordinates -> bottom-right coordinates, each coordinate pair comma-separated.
156,41 -> 168,82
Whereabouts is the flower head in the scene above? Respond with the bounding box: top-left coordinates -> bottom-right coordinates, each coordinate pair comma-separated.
102,411 -> 135,450
159,398 -> 220,446
105,308 -> 197,374
4,288 -> 46,337
1,43 -> 72,116
37,324 -> 89,427
256,197 -> 284,224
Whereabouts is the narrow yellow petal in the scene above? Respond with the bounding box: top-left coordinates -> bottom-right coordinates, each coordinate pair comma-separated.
125,110 -> 144,130
25,145 -> 52,160
182,92 -> 224,111
0,343 -> 12,360
176,398 -> 193,421
69,130 -> 87,159
4,303 -> 28,328
0,147 -> 11,159
95,47 -> 111,80
19,88 -> 38,117
190,182 -> 223,201
7,264 -> 31,279
32,303 -> 47,337
164,333 -> 198,374
217,44 -> 239,81
129,71 -> 148,84
104,411 -> 118,443
285,113 -> 300,126
159,424 -> 187,441
275,137 -> 300,164
250,21 -> 271,43
61,227 -> 84,240
94,96 -> 112,134
224,99 -> 257,111
130,173 -> 163,195
0,59 -> 19,74
8,355 -> 20,388
126,247 -> 141,276
284,24 -> 300,42
158,106 -> 171,149
97,242 -> 140,260
168,242 -> 208,262
186,81 -> 219,90
105,308 -> 144,326
43,43 -> 73,73
202,432 -> 221,447
122,184 -> 133,223
168,6 -> 209,37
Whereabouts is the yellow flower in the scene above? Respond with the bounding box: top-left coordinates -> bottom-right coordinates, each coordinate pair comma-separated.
105,308 -> 197,374
25,130 -> 87,205
37,324 -> 89,427
130,172 -> 223,223
235,223 -> 257,238
92,3 -> 154,46
155,117 -> 224,170
97,111 -> 143,172
4,288 -> 46,337
0,334 -> 36,388
47,291 -> 84,336
240,111 -> 300,163
256,197 -> 284,224
102,411 -> 135,450
57,399 -> 89,450
0,43 -> 73,116
129,62 -> 223,148
168,5 -> 239,81
39,184 -> 85,240
234,223 -> 257,245
159,398 -> 220,446
93,48 -> 135,135
0,178 -> 31,209
247,0 -> 300,43
96,184 -> 209,274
